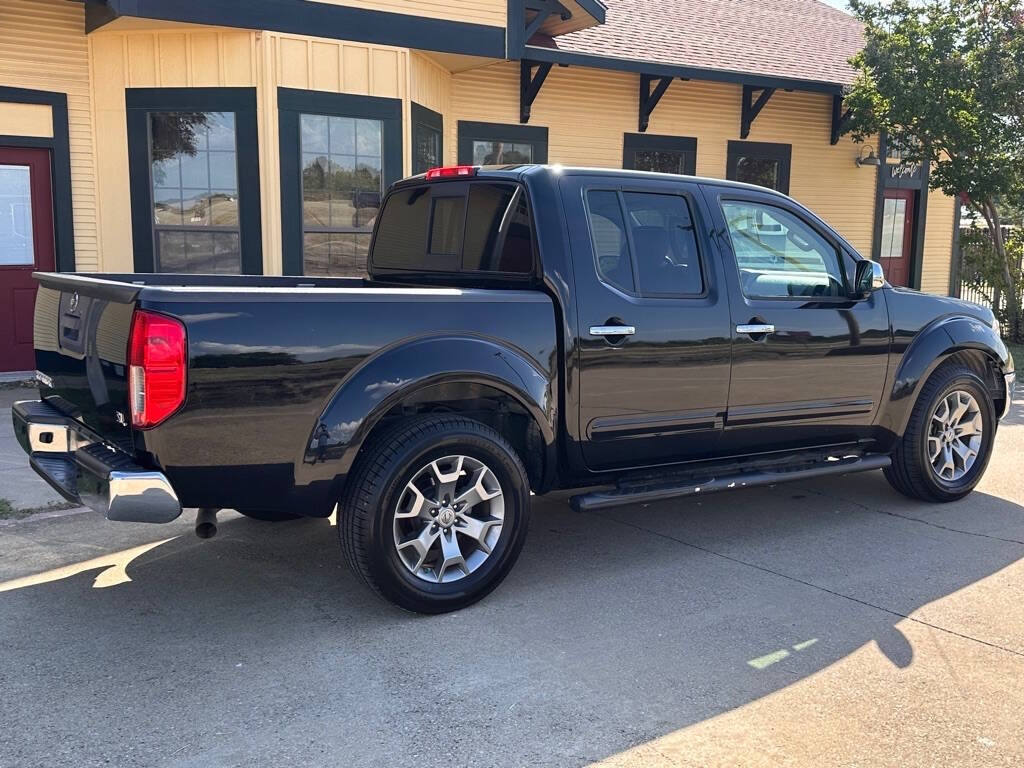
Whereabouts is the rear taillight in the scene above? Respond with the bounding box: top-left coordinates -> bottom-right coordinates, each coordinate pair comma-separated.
128,310 -> 186,429
425,165 -> 478,179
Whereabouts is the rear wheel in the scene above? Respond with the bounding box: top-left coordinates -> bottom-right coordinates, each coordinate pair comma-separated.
884,363 -> 996,502
338,415 -> 531,613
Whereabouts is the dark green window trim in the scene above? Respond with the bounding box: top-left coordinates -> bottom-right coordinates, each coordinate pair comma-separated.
277,88 -> 403,276
411,102 -> 444,176
622,133 -> 697,174
457,121 -> 548,165
125,87 -> 264,275
0,86 -> 76,272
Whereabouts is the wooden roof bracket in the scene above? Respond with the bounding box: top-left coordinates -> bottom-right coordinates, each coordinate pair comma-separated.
741,85 -> 776,139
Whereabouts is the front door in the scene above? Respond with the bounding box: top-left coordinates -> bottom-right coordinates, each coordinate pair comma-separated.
879,188 -> 915,287
0,148 -> 55,373
705,186 -> 890,456
561,173 -> 732,471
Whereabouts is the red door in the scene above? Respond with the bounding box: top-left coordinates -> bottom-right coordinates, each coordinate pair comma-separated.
0,148 -> 55,373
880,188 -> 915,287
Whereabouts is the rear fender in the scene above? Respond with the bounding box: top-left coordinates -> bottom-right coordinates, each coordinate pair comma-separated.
297,335 -> 556,500
880,315 -> 1009,436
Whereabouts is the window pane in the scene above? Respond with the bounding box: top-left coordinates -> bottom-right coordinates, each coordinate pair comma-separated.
586,190 -> 634,293
429,196 -> 464,256
721,201 -> 844,298
622,192 -> 703,295
0,165 -> 34,265
156,230 -> 240,274
414,123 -> 441,174
149,111 -> 241,274
373,186 -> 462,271
461,183 -> 533,273
301,114 -> 329,154
880,197 -> 907,260
734,156 -> 781,191
632,149 -> 693,175
472,140 -> 533,165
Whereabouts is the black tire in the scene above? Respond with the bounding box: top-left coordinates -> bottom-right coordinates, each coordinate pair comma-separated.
236,509 -> 302,521
884,363 -> 996,503
338,415 -> 531,614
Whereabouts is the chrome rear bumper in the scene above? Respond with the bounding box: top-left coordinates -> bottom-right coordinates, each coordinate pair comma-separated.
12,400 -> 182,523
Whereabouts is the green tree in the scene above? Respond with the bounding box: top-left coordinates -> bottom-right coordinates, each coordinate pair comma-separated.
843,0 -> 1024,340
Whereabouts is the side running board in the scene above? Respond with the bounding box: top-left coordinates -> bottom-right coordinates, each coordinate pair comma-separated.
569,453 -> 891,513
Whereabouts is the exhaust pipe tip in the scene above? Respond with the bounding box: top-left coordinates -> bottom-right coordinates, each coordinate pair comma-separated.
195,508 -> 219,539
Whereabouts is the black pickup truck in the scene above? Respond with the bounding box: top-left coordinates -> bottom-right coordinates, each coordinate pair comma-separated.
14,164 -> 1016,613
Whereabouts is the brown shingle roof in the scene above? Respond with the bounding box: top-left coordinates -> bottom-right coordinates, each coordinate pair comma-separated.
544,0 -> 864,87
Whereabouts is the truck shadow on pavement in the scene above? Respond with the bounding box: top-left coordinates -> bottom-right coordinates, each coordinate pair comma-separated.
2,470 -> 1023,766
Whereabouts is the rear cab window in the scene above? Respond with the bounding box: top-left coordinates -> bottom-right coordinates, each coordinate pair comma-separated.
370,179 -> 536,278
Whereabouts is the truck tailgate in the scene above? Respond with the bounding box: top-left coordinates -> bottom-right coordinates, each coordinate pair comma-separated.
32,274 -> 138,450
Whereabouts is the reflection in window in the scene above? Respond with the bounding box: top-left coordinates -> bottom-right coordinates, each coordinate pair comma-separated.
622,192 -> 703,295
472,140 -> 533,165
734,156 -> 781,191
721,201 -> 844,298
879,197 -> 907,260
301,114 -> 383,276
413,120 -> 441,175
150,112 -> 240,273
0,165 -> 34,266
630,149 -> 695,176
586,190 -> 634,294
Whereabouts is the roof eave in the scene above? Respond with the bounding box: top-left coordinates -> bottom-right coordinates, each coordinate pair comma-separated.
521,44 -> 848,95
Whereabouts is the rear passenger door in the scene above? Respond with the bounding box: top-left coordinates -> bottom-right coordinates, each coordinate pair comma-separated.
560,174 -> 732,471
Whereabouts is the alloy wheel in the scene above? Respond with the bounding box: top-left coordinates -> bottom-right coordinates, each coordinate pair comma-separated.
392,455 -> 505,583
928,389 -> 984,483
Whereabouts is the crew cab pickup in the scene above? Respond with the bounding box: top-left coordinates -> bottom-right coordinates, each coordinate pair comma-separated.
14,165 -> 1016,613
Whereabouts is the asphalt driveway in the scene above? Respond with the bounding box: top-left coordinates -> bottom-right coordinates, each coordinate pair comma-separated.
1,389 -> 1023,767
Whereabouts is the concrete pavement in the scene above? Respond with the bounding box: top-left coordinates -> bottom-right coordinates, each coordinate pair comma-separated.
0,390 -> 1022,766
0,387 -> 72,514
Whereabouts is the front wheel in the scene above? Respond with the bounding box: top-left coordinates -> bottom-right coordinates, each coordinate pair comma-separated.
338,415 -> 531,613
884,363 -> 996,502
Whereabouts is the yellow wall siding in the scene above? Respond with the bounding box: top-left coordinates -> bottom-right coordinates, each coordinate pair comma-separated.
88,27 -> 261,273
261,32 -> 408,273
0,102 -> 53,138
920,188 -> 956,295
308,0 -> 505,27
0,0 -> 98,270
449,61 -> 878,256
410,52 -> 451,116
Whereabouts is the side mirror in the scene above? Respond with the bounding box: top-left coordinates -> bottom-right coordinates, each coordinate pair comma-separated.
854,260 -> 885,295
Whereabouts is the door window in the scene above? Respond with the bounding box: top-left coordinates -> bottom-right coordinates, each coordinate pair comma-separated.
586,190 -> 704,296
0,165 -> 33,265
300,114 -> 383,276
721,200 -> 845,298
879,197 -> 907,259
150,111 -> 240,274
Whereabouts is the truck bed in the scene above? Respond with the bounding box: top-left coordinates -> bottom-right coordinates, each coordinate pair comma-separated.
30,271 -> 557,516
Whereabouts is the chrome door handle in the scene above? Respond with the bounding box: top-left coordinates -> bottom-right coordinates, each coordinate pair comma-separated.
589,325 -> 636,336
736,323 -> 775,335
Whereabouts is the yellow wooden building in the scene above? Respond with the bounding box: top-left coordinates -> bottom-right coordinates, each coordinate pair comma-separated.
0,0 -> 958,369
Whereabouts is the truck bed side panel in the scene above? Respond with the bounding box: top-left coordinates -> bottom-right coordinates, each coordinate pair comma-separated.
137,288 -> 556,513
